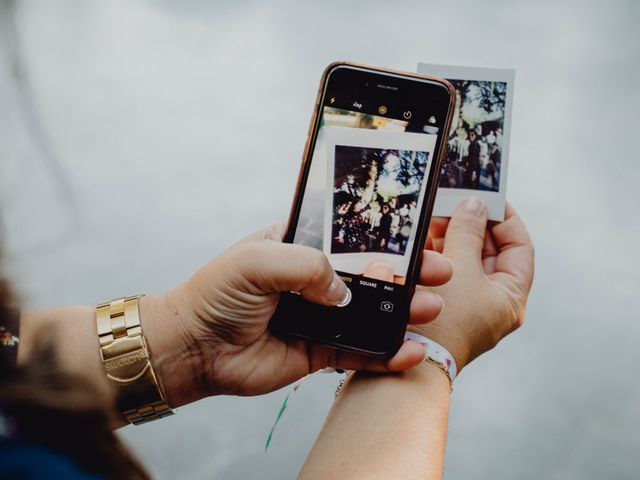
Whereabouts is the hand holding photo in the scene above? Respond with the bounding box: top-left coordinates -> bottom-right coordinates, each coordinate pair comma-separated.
417,63 -> 515,221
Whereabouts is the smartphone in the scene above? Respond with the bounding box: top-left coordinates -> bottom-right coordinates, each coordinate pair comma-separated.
270,62 -> 455,357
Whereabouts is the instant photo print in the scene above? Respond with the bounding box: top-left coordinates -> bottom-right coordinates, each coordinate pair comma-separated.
322,126 -> 435,283
293,107 -> 440,285
417,63 -> 515,221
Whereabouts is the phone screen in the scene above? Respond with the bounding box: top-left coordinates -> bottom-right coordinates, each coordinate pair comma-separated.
271,65 -> 452,356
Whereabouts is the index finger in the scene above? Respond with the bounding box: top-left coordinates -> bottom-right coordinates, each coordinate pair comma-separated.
426,217 -> 449,252
488,203 -> 534,297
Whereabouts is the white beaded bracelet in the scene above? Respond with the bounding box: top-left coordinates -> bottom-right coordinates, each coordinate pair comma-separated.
330,332 -> 458,397
404,331 -> 457,391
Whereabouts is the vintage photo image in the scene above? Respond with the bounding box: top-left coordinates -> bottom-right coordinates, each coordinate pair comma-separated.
292,108 -> 416,252
331,145 -> 429,257
442,79 -> 506,192
322,127 -> 436,283
417,64 -> 515,221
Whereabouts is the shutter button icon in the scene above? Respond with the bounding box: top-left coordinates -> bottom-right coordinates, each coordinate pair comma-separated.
336,288 -> 352,308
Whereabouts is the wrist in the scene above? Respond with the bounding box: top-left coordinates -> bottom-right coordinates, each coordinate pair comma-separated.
343,359 -> 451,401
410,359 -> 454,391
138,292 -> 208,408
411,321 -> 471,373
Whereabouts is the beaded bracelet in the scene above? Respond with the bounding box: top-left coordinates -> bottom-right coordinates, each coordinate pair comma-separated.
404,331 -> 457,392
333,332 -> 458,397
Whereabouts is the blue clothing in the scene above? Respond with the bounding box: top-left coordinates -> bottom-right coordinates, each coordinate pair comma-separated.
0,439 -> 102,480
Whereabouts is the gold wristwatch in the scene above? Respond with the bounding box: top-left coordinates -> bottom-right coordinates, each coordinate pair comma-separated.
96,295 -> 174,425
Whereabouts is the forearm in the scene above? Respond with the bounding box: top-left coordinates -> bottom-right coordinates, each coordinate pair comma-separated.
16,294 -> 201,428
18,304 -> 112,397
299,362 -> 451,480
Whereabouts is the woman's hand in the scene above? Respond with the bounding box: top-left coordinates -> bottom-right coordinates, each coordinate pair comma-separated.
142,224 -> 453,407
416,196 -> 534,371
346,197 -> 534,373
299,197 -> 533,479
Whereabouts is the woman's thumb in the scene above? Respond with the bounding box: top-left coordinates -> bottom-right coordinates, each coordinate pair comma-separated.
442,197 -> 488,265
235,241 -> 349,307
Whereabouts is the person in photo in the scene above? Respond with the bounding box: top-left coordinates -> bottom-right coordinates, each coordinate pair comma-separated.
375,203 -> 393,251
487,142 -> 500,189
465,129 -> 481,189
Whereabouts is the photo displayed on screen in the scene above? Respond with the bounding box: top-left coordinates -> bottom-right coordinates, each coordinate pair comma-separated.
331,146 -> 428,256
293,106 -> 437,285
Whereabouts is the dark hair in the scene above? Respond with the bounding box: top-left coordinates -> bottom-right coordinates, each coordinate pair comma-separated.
0,279 -> 150,479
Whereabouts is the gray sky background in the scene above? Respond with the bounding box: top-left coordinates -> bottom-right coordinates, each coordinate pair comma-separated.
1,0 -> 639,478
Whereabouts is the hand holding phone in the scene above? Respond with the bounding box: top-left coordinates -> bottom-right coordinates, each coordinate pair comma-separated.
270,62 -> 455,357
151,223 -> 453,404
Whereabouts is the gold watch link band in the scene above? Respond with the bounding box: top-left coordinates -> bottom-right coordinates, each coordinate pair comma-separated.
97,295 -> 174,425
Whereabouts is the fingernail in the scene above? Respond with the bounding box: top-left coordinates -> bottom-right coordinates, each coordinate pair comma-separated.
327,274 -> 348,305
462,196 -> 485,216
435,293 -> 445,314
445,256 -> 454,273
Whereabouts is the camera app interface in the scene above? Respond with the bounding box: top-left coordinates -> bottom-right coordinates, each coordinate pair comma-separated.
292,68 -> 445,323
